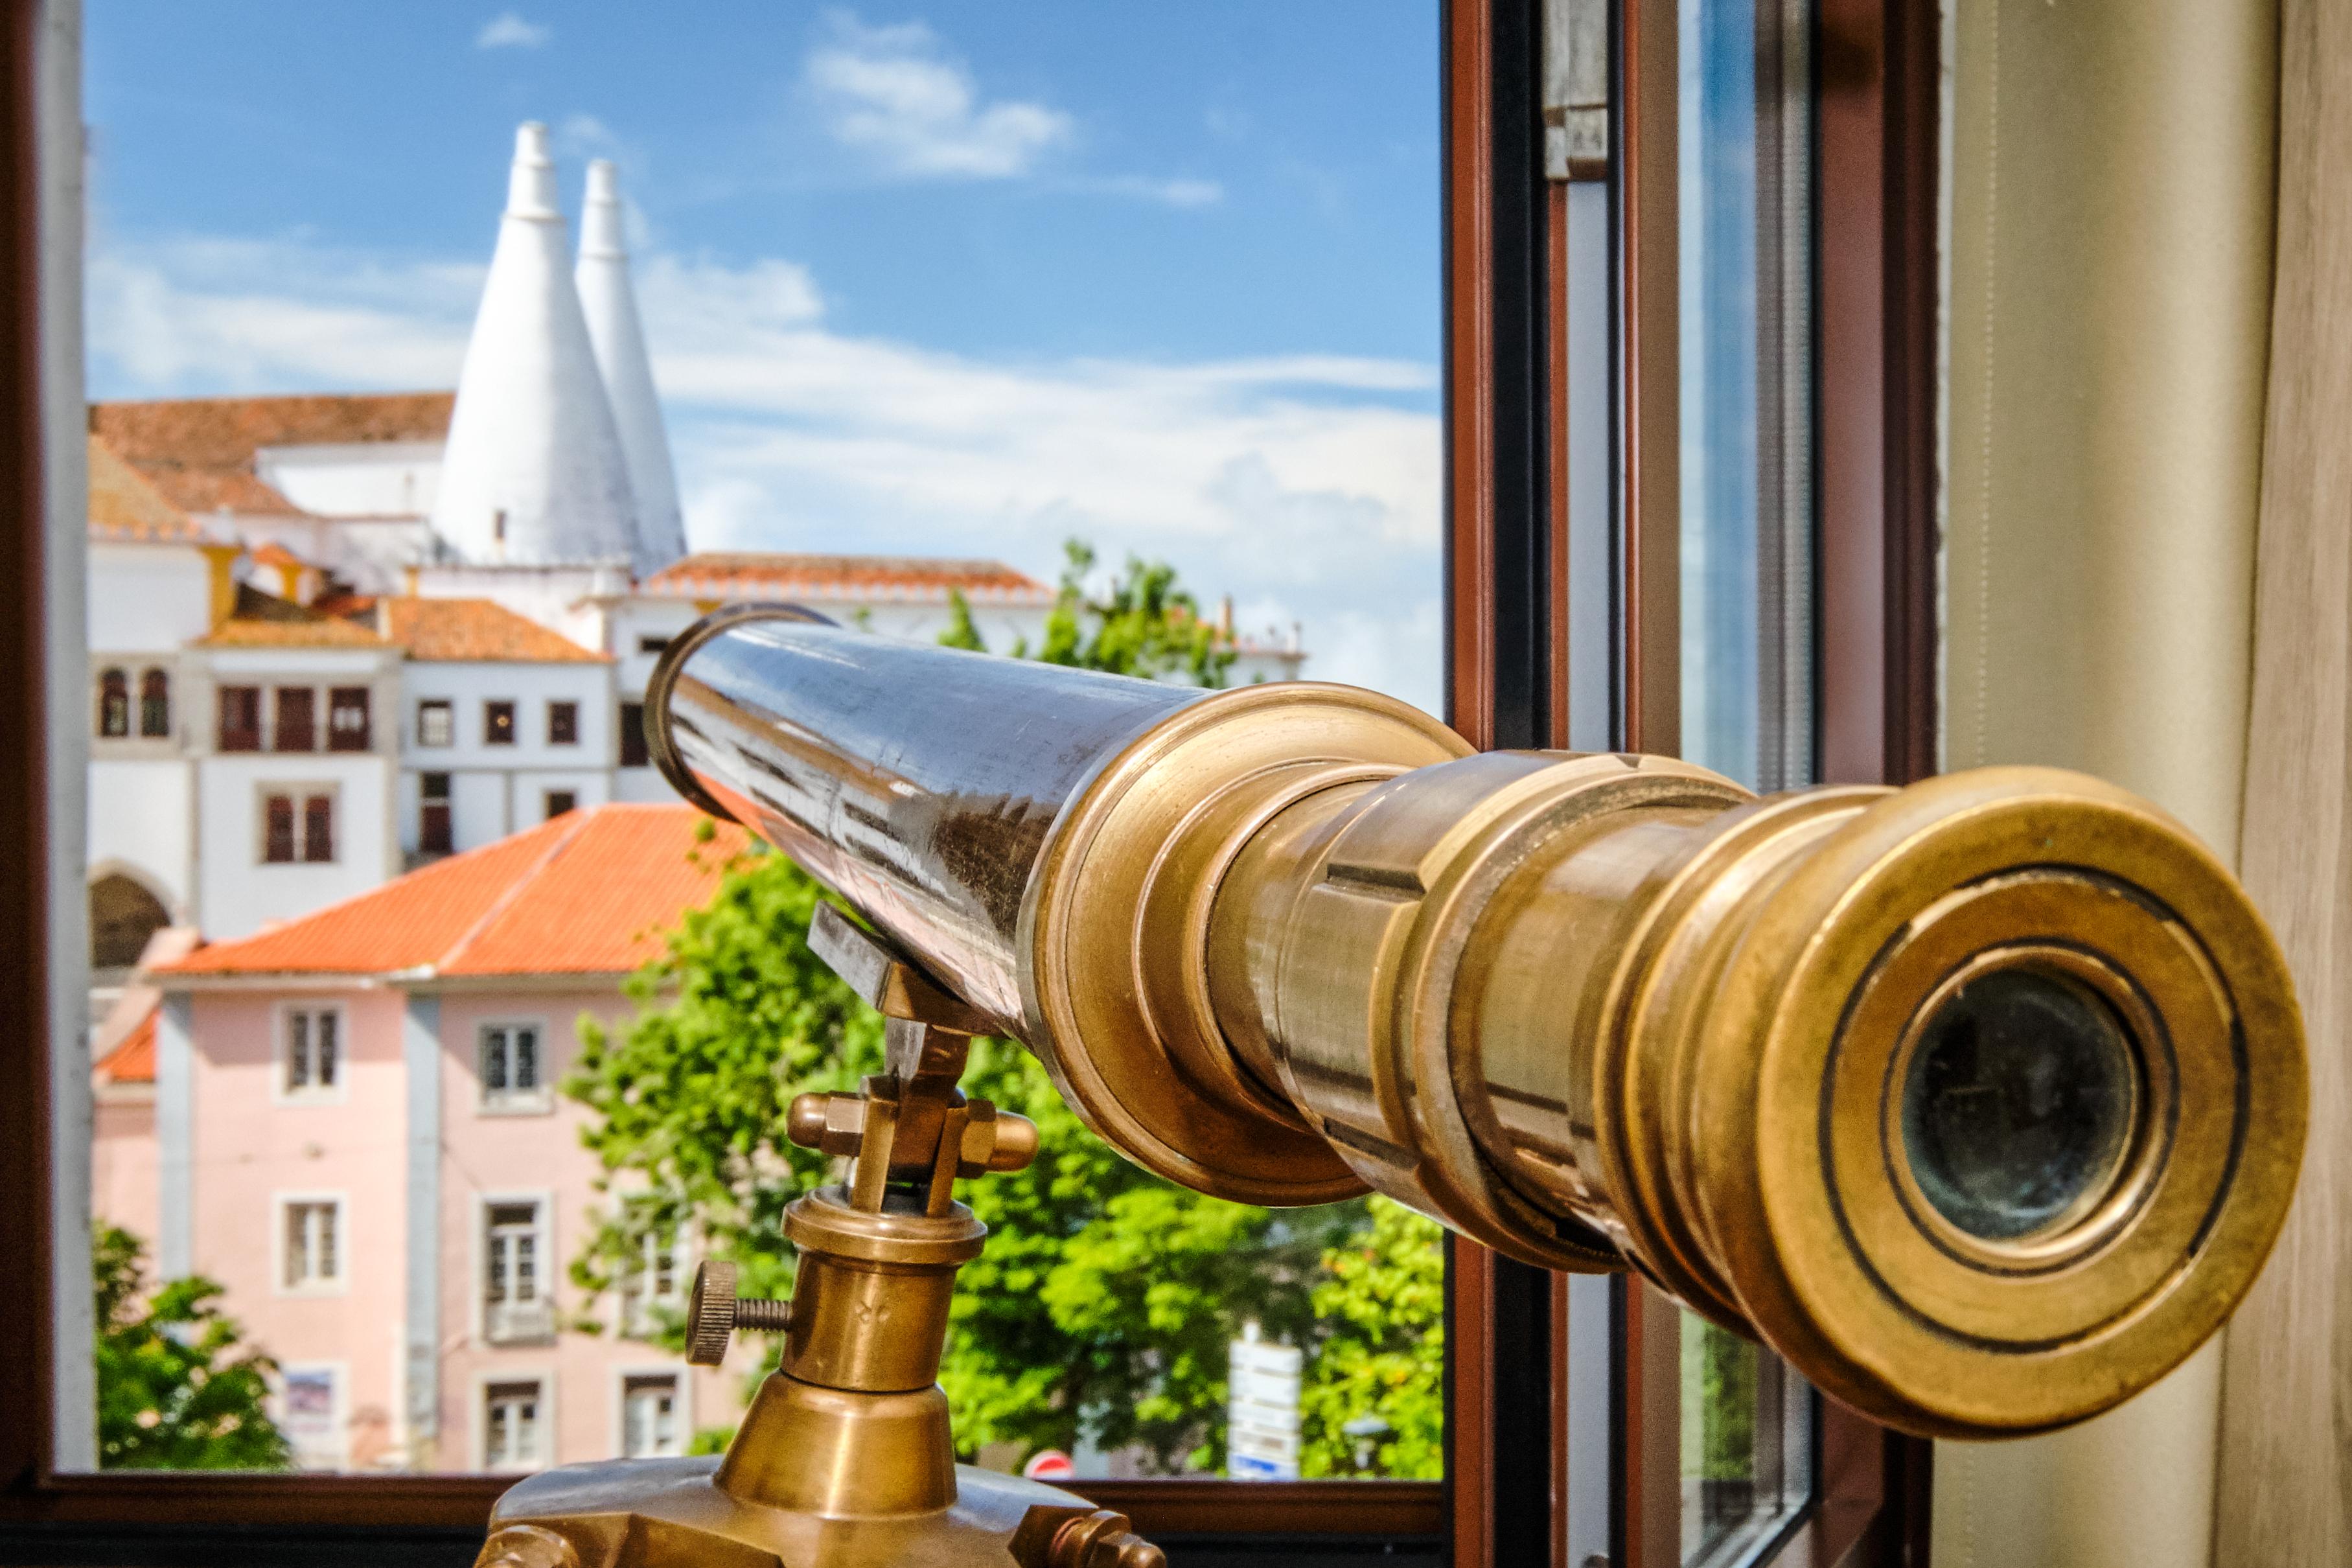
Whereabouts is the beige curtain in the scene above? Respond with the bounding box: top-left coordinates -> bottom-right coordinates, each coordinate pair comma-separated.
1939,1 -> 2279,1565
2211,0 -> 2352,1558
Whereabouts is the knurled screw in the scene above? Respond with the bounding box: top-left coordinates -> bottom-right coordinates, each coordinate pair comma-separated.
1050,1510 -> 1165,1568
684,1258 -> 791,1366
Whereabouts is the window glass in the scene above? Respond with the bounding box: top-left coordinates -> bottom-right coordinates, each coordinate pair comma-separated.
1677,0 -> 1816,1559
139,668 -> 170,737
96,667 -> 127,737
70,2 -> 1441,1482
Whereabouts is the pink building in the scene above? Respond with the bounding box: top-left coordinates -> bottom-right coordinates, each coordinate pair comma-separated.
93,804 -> 758,1473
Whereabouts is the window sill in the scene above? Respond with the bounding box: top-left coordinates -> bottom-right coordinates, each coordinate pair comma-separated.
478,1096 -> 555,1118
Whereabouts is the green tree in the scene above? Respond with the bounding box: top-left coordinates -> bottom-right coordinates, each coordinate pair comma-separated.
93,1223 -> 290,1470
943,540 -> 1237,687
1297,1198 -> 1446,1479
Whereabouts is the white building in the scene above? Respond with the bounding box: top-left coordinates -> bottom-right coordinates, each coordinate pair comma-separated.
83,121 -> 1306,975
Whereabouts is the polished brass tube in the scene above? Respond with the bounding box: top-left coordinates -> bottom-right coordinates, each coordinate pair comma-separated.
649,610 -> 2308,1438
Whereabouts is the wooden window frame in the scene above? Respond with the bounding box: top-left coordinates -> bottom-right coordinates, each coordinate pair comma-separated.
0,0 -> 1934,1559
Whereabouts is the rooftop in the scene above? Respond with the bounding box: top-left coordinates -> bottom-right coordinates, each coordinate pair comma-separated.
89,392 -> 454,517
156,803 -> 753,980
87,435 -> 201,544
380,597 -> 605,662
639,551 -> 1056,606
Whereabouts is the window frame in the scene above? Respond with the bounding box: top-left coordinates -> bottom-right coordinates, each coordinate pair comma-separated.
272,685 -> 316,753
476,1019 -> 551,1115
545,699 -> 577,746
326,685 -> 370,752
95,664 -> 125,737
273,1001 -> 347,1105
416,697 -> 454,748
476,1374 -> 553,1475
614,1369 -> 689,1460
477,1193 -> 556,1349
483,699 -> 516,747
137,665 -> 168,738
273,1193 -> 347,1297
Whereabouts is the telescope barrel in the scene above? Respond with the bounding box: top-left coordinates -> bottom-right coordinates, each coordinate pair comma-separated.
649,608 -> 2307,1439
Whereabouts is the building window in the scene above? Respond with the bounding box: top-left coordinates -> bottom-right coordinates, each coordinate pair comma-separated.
485,700 -> 516,746
263,793 -> 296,862
544,790 -> 577,821
485,1201 -> 553,1344
483,1380 -> 542,1470
619,701 -> 649,768
327,686 -> 371,751
303,794 -> 334,862
282,1199 -> 341,1289
547,699 -> 579,745
621,1224 -> 682,1339
417,698 -> 454,748
263,792 -> 334,865
273,687 -> 316,752
138,668 -> 170,737
420,772 -> 453,856
218,685 -> 262,751
480,1023 -> 543,1107
97,667 -> 129,738
621,1374 -> 681,1458
284,1006 -> 340,1094
636,635 -> 671,656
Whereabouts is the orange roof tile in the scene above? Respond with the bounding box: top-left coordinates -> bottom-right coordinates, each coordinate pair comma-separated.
157,805 -> 752,979
250,542 -> 308,570
95,1005 -> 157,1085
382,598 -> 605,663
640,551 -> 1055,606
87,436 -> 199,542
89,393 -> 453,517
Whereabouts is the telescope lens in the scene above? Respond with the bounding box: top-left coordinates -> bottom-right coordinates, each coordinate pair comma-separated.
1900,967 -> 2138,1243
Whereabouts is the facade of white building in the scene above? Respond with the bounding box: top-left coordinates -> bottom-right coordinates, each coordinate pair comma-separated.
84,121 -> 1306,973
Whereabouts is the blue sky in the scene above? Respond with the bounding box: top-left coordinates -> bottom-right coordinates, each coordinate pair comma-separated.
84,3 -> 1445,706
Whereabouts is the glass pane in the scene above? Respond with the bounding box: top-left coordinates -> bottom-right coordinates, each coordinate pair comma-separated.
1677,0 -> 1816,1558
69,3 -> 1442,1479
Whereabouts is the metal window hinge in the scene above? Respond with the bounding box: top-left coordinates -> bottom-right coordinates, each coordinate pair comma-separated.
1545,0 -> 1609,181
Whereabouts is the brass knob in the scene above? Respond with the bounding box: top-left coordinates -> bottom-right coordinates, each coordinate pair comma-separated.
476,1526 -> 579,1568
684,1258 -> 789,1366
1050,1510 -> 1166,1568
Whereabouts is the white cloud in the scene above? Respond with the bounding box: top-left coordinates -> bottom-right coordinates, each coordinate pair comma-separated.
476,12 -> 551,50
804,14 -> 1072,179
84,235 -> 1443,710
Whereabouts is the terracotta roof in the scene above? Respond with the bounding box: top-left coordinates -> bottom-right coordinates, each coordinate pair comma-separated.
95,1004 -> 157,1085
382,598 -> 605,663
250,542 -> 308,570
640,551 -> 1055,606
157,805 -> 752,979
89,393 -> 453,517
88,436 -> 199,542
197,582 -> 388,648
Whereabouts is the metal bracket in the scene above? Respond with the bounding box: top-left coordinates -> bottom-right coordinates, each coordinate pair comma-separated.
809,902 -> 995,1037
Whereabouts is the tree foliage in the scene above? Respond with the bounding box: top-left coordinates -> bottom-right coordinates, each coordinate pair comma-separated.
1297,1199 -> 1446,1479
943,540 -> 1237,686
94,1223 -> 290,1470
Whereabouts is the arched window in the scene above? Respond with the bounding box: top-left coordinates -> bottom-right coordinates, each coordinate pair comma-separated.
96,668 -> 128,739
139,667 -> 170,738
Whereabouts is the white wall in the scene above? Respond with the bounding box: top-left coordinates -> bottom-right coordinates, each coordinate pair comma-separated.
256,442 -> 442,519
196,752 -> 392,940
89,758 -> 194,916
399,662 -> 616,767
89,542 -> 210,652
450,770 -> 511,853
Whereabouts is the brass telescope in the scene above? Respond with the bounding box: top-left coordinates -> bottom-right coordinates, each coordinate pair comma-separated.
645,605 -> 2307,1441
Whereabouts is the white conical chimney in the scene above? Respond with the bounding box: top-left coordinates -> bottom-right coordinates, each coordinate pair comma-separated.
430,122 -> 637,568
577,159 -> 687,575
